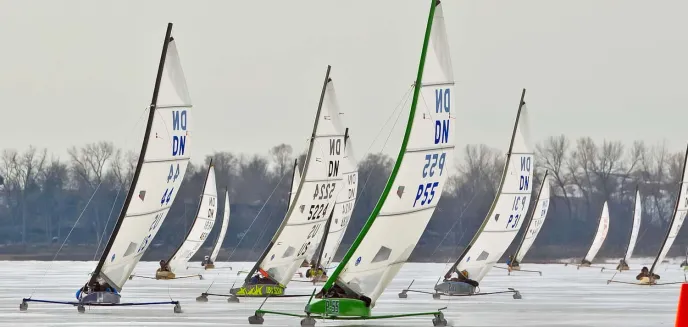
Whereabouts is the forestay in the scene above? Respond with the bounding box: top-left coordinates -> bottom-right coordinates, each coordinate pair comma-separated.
89,26 -> 192,291
623,189 -> 642,262
167,164 -> 218,271
323,2 -> 455,305
584,202 -> 610,263
249,67 -> 347,286
314,142 -> 358,269
650,146 -> 688,273
448,92 -> 534,283
514,172 -> 551,263
209,190 -> 230,263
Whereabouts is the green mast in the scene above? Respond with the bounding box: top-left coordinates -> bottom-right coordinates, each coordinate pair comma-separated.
321,0 -> 439,292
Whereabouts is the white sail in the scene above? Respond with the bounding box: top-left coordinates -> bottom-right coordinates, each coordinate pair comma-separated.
624,190 -> 642,261
652,149 -> 688,271
254,72 -> 347,286
95,30 -> 192,291
515,174 -> 551,263
210,190 -> 230,262
329,2 -> 455,305
316,143 -> 358,269
584,202 -> 610,263
452,100 -> 534,283
167,165 -> 218,272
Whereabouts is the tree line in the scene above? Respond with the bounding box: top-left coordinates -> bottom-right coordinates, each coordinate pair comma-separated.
0,136 -> 686,262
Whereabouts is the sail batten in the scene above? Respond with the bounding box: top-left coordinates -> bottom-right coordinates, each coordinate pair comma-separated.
88,23 -> 193,292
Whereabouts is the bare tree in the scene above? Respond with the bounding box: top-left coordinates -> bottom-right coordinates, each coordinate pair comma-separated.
536,135 -> 572,218
269,144 -> 293,178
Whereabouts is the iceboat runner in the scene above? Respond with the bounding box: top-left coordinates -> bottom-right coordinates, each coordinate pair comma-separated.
130,161 -> 218,280
616,186 -> 642,271
202,189 -> 231,270
248,1 -> 455,326
20,22 -> 192,313
496,170 -> 552,276
609,144 -> 688,286
198,65 -> 348,303
298,143 -> 358,284
400,89 -> 534,301
572,202 -> 609,271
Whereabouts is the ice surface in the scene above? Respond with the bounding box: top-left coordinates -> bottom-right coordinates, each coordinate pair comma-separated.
2,259 -> 682,326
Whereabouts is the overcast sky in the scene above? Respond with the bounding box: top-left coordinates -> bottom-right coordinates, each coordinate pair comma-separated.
1,0 -> 687,165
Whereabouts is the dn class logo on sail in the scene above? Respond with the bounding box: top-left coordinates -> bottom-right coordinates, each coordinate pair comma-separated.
172,110 -> 187,156
434,88 -> 450,144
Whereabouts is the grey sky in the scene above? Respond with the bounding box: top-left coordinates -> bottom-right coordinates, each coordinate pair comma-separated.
1,0 -> 687,165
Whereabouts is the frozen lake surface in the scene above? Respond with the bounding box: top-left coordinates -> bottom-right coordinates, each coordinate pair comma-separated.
2,259 -> 683,326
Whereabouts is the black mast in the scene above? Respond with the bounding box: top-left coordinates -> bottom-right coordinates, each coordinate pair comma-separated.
167,159 -> 214,263
89,23 -> 174,286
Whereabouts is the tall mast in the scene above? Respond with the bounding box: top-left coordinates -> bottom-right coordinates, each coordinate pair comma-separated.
445,89 -> 527,277
321,0 -> 439,293
650,143 -> 688,273
243,66 -> 332,283
89,23 -> 174,283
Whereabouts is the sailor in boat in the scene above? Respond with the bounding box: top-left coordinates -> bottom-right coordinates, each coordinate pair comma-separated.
315,283 -> 372,307
305,261 -> 326,279
636,266 -> 660,282
249,273 -> 278,285
580,259 -> 592,267
444,270 -> 479,287
201,255 -> 213,267
506,255 -> 520,270
158,259 -> 171,272
616,259 -> 630,271
75,279 -> 118,300
681,260 -> 688,268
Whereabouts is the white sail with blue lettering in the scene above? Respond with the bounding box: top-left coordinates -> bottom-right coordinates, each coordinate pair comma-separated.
448,91 -> 534,283
583,202 -> 609,263
167,165 -> 218,272
92,27 -> 192,291
316,143 -> 358,269
328,2 -> 455,305
210,190 -> 231,263
248,67 -> 347,287
515,173 -> 551,263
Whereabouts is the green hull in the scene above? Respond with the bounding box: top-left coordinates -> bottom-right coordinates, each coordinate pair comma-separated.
306,298 -> 371,317
231,284 -> 285,297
